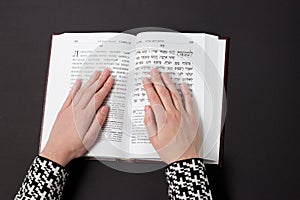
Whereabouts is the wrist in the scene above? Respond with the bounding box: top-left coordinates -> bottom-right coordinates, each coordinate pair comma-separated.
175,148 -> 200,163
39,149 -> 72,167
176,155 -> 200,162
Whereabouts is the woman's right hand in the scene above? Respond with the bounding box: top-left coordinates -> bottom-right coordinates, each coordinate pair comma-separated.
143,68 -> 201,164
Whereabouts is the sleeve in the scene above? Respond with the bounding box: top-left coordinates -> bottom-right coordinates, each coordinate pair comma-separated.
165,158 -> 213,200
14,156 -> 68,200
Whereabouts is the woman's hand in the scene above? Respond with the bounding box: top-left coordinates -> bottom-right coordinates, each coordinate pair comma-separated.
40,69 -> 114,166
143,68 -> 200,164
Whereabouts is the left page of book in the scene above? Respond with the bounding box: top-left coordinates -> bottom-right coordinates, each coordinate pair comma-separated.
40,33 -> 137,159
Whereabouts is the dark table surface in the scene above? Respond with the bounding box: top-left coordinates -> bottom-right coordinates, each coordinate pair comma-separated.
0,0 -> 299,199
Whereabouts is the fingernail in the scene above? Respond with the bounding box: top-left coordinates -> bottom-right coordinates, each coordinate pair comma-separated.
150,68 -> 159,76
142,77 -> 151,85
104,67 -> 110,73
144,105 -> 150,113
181,82 -> 188,88
92,70 -> 100,78
108,76 -> 114,83
161,72 -> 170,79
99,68 -> 108,79
100,106 -> 108,115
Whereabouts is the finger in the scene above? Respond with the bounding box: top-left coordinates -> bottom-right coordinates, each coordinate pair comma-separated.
78,68 -> 110,109
144,105 -> 158,146
95,68 -> 111,92
180,82 -> 195,115
161,72 -> 183,111
143,77 -> 162,106
150,68 -> 175,111
60,79 -> 82,112
73,70 -> 101,106
151,104 -> 167,133
83,70 -> 102,89
87,76 -> 114,113
83,106 -> 109,149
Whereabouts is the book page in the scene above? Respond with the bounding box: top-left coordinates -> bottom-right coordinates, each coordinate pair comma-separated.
203,39 -> 227,164
185,33 -> 223,161
129,32 -> 224,162
128,32 -> 206,159
40,33 -> 136,159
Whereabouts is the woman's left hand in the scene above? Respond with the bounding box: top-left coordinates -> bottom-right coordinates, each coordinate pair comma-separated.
40,69 -> 114,166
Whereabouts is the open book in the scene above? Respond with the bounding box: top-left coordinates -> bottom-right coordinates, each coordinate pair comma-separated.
40,31 -> 228,165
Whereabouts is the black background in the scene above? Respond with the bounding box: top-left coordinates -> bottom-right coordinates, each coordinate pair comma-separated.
0,0 -> 299,200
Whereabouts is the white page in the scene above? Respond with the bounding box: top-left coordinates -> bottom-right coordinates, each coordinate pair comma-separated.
202,39 -> 227,164
128,32 -> 208,159
40,33 -> 136,159
127,32 -> 226,163
183,33 -> 219,161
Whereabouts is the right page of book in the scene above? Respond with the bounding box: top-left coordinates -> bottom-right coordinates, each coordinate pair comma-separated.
128,32 -> 226,164
203,37 -> 226,164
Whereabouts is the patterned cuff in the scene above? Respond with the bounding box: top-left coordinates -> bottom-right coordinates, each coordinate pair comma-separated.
165,158 -> 213,200
15,156 -> 68,200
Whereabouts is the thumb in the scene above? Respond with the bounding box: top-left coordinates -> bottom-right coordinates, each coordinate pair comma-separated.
144,105 -> 157,139
59,79 -> 82,115
83,106 -> 108,149
151,104 -> 167,133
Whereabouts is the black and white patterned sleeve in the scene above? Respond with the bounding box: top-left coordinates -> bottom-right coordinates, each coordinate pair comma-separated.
165,158 -> 213,200
14,156 -> 68,200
